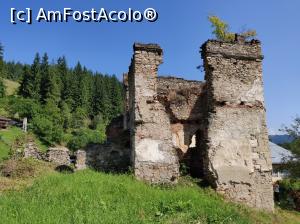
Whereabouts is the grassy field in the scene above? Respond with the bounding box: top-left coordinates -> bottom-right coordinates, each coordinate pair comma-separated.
3,79 -> 20,96
0,167 -> 299,224
0,158 -> 55,193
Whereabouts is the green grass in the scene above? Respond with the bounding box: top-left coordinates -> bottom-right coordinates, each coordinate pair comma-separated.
0,127 -> 23,161
0,145 -> 9,162
0,170 -> 252,224
3,79 -> 20,96
34,137 -> 48,152
0,169 -> 299,224
0,127 -> 48,161
0,158 -> 55,193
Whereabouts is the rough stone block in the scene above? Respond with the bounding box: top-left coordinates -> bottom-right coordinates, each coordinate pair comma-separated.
46,146 -> 70,166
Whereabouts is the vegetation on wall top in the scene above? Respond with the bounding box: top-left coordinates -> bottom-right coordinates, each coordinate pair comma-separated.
208,15 -> 257,41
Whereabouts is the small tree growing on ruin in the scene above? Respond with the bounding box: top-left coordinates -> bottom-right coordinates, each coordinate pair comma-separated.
208,15 -> 257,41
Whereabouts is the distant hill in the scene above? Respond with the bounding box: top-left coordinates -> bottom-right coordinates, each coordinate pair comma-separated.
269,135 -> 294,144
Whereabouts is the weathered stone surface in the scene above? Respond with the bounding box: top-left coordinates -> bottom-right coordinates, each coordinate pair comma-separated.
79,142 -> 130,172
128,43 -> 180,184
23,142 -> 44,160
75,150 -> 87,170
46,146 -> 70,166
202,37 -> 274,211
157,77 -> 205,121
202,40 -> 264,107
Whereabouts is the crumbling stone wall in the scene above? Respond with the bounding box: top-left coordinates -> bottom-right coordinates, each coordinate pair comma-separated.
21,37 -> 274,211
24,144 -> 71,166
75,142 -> 130,172
75,115 -> 131,172
156,77 -> 206,177
24,141 -> 44,160
128,44 -> 180,183
46,146 -> 70,166
201,37 -> 274,211
124,37 -> 273,211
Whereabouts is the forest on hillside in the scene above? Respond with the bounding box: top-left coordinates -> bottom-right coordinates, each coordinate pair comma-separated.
0,42 -> 123,150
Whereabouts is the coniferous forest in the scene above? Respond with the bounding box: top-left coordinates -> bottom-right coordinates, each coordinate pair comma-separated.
0,42 -> 123,150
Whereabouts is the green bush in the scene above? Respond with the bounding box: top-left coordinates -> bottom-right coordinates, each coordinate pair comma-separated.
280,179 -> 300,191
90,113 -> 107,130
67,128 -> 106,151
8,97 -> 41,119
71,107 -> 90,129
1,96 -> 107,149
0,97 -> 10,116
31,115 -> 63,145
0,78 -> 5,98
59,101 -> 72,130
278,179 -> 300,210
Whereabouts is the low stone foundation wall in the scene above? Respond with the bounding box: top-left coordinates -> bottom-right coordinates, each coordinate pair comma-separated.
24,142 -> 44,160
46,147 -> 70,166
75,143 -> 130,172
24,144 -> 70,166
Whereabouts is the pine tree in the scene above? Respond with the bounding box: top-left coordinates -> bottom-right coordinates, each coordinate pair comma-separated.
57,57 -> 69,102
70,62 -> 83,110
92,74 -> 110,120
19,53 -> 42,99
0,42 -> 5,97
71,62 -> 92,112
40,53 -> 62,104
0,43 -> 3,61
40,53 -> 50,103
109,75 -> 123,118
78,67 -> 88,108
19,65 -> 33,98
48,66 -> 61,104
31,53 -> 42,100
79,67 -> 92,113
3,61 -> 25,81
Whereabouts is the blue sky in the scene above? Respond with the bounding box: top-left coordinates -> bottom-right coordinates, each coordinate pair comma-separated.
0,1 -> 299,133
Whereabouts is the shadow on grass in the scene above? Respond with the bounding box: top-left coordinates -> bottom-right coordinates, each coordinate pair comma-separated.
55,165 -> 74,174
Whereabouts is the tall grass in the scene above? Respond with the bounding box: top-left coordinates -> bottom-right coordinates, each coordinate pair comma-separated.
0,170 -> 253,224
0,127 -> 48,162
0,127 -> 23,161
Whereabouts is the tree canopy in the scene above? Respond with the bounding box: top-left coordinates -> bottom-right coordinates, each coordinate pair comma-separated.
0,42 -> 6,97
1,48 -> 124,148
280,116 -> 300,177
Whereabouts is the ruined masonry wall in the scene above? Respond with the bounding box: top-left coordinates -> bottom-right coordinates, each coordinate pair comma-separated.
202,39 -> 274,211
129,44 -> 179,183
157,77 -> 205,156
157,77 -> 205,121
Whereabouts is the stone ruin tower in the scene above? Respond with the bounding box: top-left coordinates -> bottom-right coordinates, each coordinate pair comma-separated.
201,36 -> 274,211
123,35 -> 274,211
128,44 -> 180,183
